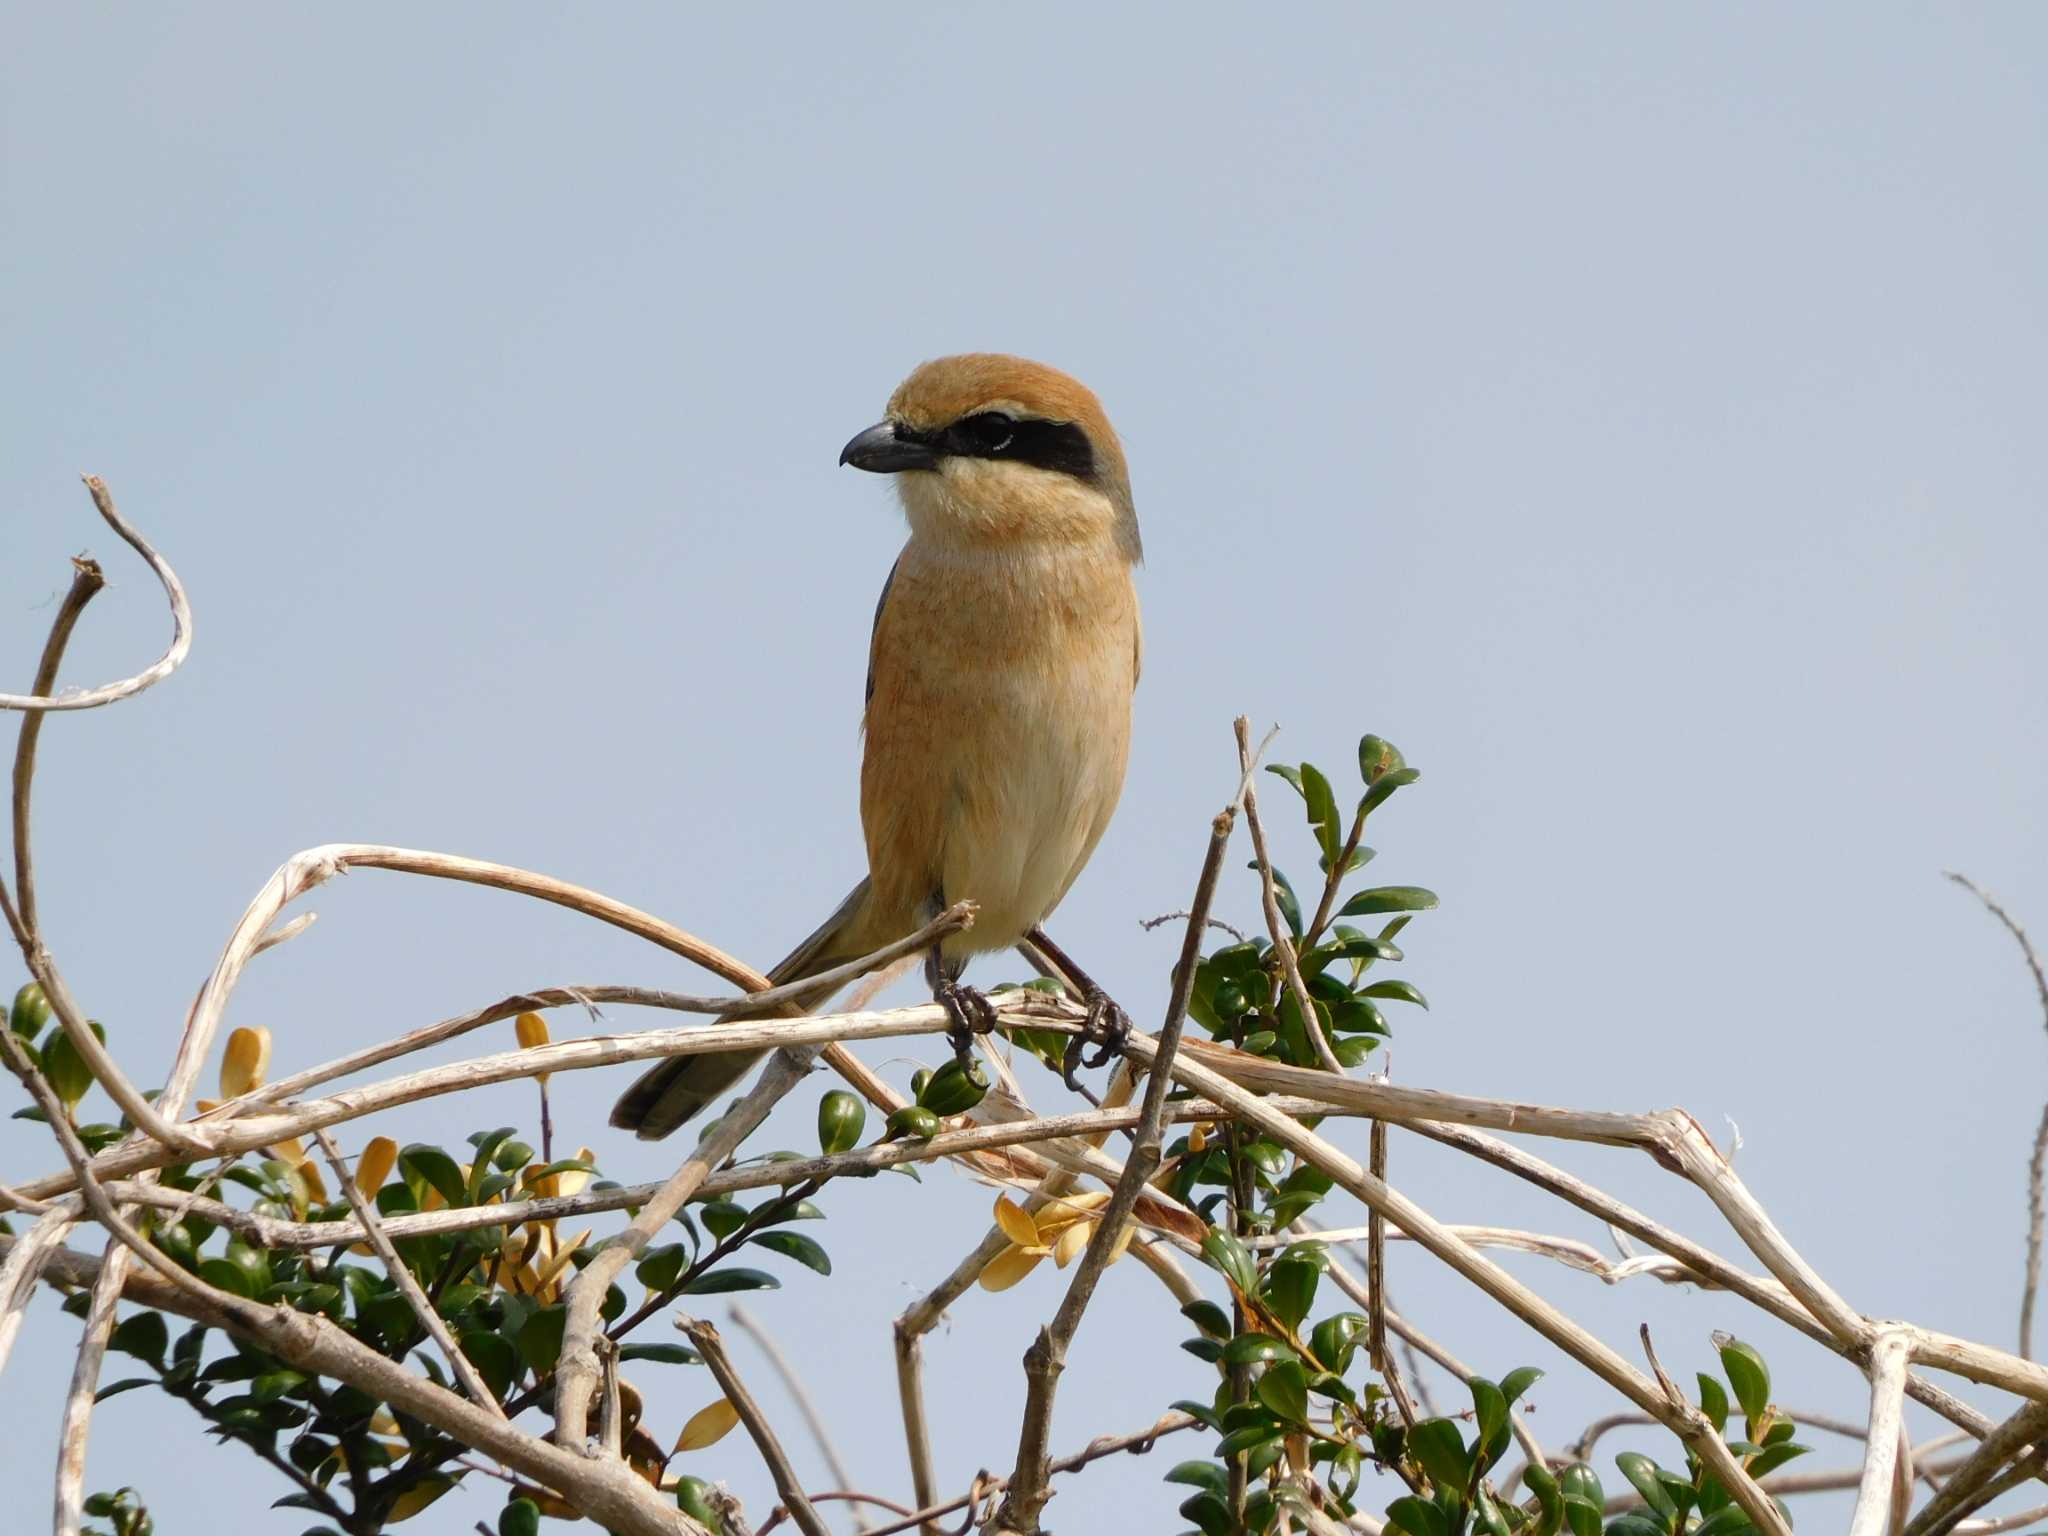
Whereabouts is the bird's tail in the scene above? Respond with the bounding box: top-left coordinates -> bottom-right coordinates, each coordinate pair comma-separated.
608,879 -> 874,1141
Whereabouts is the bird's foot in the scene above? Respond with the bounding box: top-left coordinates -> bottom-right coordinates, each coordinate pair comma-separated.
1061,987 -> 1133,1092
937,978 -> 998,1064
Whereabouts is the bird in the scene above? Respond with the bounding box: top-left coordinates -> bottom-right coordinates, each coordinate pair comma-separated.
610,353 -> 1143,1139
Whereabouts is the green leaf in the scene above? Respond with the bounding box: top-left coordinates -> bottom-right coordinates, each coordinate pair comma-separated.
635,1243 -> 689,1293
1499,1364 -> 1543,1407
1561,1496 -> 1602,1536
499,1498 -> 542,1536
817,1090 -> 866,1155
42,1018 -> 107,1109
1467,1376 -> 1508,1465
1385,1495 -> 1450,1536
10,981 -> 51,1042
1178,1489 -> 1235,1536
1746,1441 -> 1810,1480
1717,1336 -> 1771,1425
752,1230 -> 830,1275
109,1311 -> 168,1368
1337,886 -> 1439,917
1255,1359 -> 1309,1424
1309,1313 -> 1366,1372
1221,1333 -> 1296,1368
198,1257 -> 255,1298
619,1342 -> 701,1365
516,1305 -> 566,1373
1407,1417 -> 1470,1492
1697,1372 -> 1729,1432
885,1106 -> 940,1140
1614,1452 -> 1676,1519
93,1377 -> 157,1403
1299,763 -> 1342,863
1260,1259 -> 1319,1331
466,1128 -> 519,1194
1214,1422 -> 1281,1459
1361,980 -> 1430,1009
1555,1463 -> 1603,1507
398,1144 -> 467,1208
682,1267 -> 780,1294
1181,1300 -> 1232,1340
1164,1461 -> 1229,1495
1691,1507 -> 1756,1536
1358,735 -> 1407,784
1604,1517 -> 1668,1536
699,1200 -> 748,1239
1199,1229 -> 1258,1296
1362,766 -> 1421,814
1263,865 -> 1304,938
460,1329 -> 519,1398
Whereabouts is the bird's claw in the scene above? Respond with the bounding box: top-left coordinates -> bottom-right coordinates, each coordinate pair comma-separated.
1061,987 -> 1132,1091
937,979 -> 997,1065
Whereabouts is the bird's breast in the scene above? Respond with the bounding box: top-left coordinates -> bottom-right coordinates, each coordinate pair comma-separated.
859,538 -> 1139,951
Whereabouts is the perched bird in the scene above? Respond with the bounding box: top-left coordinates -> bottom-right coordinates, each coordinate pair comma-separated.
611,354 -> 1142,1139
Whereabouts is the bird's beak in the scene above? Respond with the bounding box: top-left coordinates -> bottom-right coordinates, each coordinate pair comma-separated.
839,421 -> 938,473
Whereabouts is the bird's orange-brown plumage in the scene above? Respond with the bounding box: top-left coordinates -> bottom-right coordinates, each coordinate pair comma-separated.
612,354 -> 1141,1138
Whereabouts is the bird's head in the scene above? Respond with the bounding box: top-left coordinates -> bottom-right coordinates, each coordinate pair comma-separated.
839,354 -> 1139,561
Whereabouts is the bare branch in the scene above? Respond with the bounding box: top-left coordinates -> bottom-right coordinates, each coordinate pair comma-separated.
310,1127 -> 505,1416
729,1302 -> 871,1531
989,718 -> 1247,1534
0,478 -> 192,714
680,1317 -> 831,1536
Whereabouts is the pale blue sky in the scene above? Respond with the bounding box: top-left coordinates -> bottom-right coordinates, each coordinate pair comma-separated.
4,7 -> 2045,1531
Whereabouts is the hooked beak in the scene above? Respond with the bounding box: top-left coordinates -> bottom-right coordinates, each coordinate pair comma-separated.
839,420 -> 939,473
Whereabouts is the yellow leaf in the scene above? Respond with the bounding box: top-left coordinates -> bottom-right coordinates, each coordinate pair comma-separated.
673,1397 -> 741,1453
1034,1190 -> 1112,1234
1105,1216 -> 1136,1265
385,1475 -> 454,1521
977,1244 -> 1046,1292
516,1010 -> 553,1083
1053,1219 -> 1093,1268
356,1136 -> 398,1195
219,1026 -> 272,1100
992,1194 -> 1039,1248
534,1227 -> 589,1298
1188,1122 -> 1209,1153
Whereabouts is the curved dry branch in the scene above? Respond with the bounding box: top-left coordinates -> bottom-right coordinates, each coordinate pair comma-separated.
0,478 -> 192,713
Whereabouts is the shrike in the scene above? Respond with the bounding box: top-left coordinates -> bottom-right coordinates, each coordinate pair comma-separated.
611,354 -> 1141,1139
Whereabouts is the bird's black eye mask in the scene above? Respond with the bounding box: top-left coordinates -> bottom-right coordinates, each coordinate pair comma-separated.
911,411 -> 1098,483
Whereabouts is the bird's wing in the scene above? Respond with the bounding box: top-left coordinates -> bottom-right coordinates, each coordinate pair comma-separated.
865,556 -> 899,706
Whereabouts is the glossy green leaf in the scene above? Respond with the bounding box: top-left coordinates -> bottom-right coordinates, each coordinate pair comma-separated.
817,1090 -> 865,1155
1407,1417 -> 1470,1492
1358,735 -> 1407,784
459,1330 -> 518,1398
398,1144 -> 467,1208
516,1305 -> 566,1373
1260,1258 -> 1319,1331
1361,980 -> 1429,1009
1362,766 -> 1421,814
1614,1452 -> 1676,1519
682,1267 -> 780,1294
1300,763 -> 1341,863
10,982 -> 51,1042
1164,1461 -> 1228,1495
499,1498 -> 542,1536
752,1230 -> 830,1275
1746,1441 -> 1810,1480
1717,1336 -> 1771,1424
1697,1372 -> 1729,1431
1199,1229 -> 1258,1295
1337,886 -> 1438,917
1180,1299 -> 1231,1340
635,1242 -> 689,1292
109,1311 -> 168,1368
1467,1376 -> 1508,1464
619,1342 -> 701,1365
1221,1333 -> 1296,1367
1255,1359 -> 1309,1424
1384,1495 -> 1449,1536
1500,1364 -> 1543,1407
